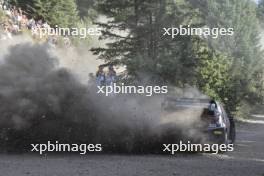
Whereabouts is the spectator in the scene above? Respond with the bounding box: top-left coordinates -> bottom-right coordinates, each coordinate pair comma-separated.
1,24 -> 12,40
21,15 -> 28,29
105,65 -> 116,86
96,65 -> 105,86
0,2 -> 72,47
27,18 -> 35,29
63,36 -> 71,47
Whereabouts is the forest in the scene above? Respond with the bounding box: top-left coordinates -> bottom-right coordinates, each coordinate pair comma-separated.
2,0 -> 264,118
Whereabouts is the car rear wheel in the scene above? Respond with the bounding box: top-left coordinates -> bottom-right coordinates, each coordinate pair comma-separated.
229,118 -> 236,143
221,130 -> 229,145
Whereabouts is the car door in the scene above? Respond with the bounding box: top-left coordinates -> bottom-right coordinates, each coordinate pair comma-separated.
220,105 -> 230,133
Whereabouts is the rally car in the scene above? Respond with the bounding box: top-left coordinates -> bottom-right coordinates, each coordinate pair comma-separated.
161,98 -> 236,144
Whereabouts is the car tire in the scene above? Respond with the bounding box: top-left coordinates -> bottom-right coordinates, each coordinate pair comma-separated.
229,118 -> 236,143
220,129 -> 229,145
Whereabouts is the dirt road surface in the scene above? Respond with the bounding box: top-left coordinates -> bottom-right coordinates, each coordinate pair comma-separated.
0,115 -> 264,176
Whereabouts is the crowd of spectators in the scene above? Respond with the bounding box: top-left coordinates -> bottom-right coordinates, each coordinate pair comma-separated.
96,65 -> 117,87
0,0 -> 71,47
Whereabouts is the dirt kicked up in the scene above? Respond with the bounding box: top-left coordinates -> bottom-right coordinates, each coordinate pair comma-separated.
0,43 -> 208,154
0,116 -> 263,176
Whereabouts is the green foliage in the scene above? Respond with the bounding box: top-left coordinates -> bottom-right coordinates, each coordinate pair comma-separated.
32,0 -> 79,27
10,0 -> 80,27
76,0 -> 97,19
234,101 -> 252,119
196,46 -> 232,102
93,0 -> 264,117
9,0 -> 36,17
204,0 -> 264,116
71,16 -> 94,46
93,0 -> 203,86
0,9 -> 5,22
257,0 -> 264,22
3,0 -> 264,117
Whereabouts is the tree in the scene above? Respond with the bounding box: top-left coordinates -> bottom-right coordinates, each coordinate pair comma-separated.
201,0 -> 264,115
92,0 -> 264,116
11,0 -> 80,27
257,0 -> 264,22
194,43 -> 234,111
32,0 -> 79,27
76,0 -> 97,19
92,0 -> 204,86
9,0 -> 35,16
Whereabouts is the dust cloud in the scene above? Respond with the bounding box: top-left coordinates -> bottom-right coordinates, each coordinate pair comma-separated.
0,40 -> 207,153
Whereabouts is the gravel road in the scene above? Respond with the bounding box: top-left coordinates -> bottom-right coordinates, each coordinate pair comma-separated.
0,115 -> 264,176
